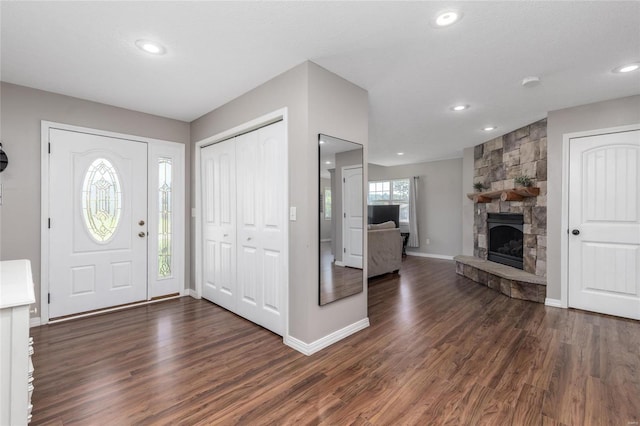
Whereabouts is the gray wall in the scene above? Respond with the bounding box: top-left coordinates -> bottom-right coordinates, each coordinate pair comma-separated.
320,178 -> 332,241
0,82 -> 191,318
461,147 -> 474,256
190,61 -> 369,344
546,95 -> 640,300
368,157 -> 463,257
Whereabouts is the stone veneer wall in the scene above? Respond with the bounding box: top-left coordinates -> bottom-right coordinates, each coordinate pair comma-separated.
473,118 -> 547,277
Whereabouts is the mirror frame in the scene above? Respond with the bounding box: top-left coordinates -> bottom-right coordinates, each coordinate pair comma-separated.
318,133 -> 365,306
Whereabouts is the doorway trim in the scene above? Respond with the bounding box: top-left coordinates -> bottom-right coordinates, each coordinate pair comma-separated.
40,121 -> 185,325
560,123 -> 640,309
341,164 -> 364,269
193,108 -> 289,337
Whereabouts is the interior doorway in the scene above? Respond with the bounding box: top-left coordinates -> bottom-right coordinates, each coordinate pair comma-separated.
565,127 -> 640,320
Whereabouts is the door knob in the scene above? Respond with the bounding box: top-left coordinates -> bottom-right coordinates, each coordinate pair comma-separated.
139,220 -> 145,226
138,231 -> 146,238
572,229 -> 580,235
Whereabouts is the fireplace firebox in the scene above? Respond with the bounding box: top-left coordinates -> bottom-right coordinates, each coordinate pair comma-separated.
487,213 -> 524,269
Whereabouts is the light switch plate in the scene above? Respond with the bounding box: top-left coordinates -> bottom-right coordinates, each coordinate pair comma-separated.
289,206 -> 297,221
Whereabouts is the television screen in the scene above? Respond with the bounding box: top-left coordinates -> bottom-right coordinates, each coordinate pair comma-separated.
367,205 -> 400,228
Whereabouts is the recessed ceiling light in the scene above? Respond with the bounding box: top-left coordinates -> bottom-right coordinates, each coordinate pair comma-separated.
483,126 -> 497,131
451,104 -> 469,111
319,140 -> 325,144
612,63 -> 640,73
135,39 -> 166,55
435,10 -> 461,27
325,161 -> 331,165
397,152 -> 404,156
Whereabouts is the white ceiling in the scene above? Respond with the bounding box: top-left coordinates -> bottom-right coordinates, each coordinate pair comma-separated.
2,1 -> 639,166
319,134 -> 362,178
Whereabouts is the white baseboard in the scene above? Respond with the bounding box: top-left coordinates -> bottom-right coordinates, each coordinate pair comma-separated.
320,239 -> 331,243
406,251 -> 454,261
30,317 -> 41,328
545,298 -> 563,308
284,317 -> 370,356
334,260 -> 345,267
188,289 -> 200,299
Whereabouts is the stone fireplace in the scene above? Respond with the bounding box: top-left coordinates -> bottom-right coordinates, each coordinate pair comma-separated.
473,118 -> 547,277
455,118 -> 548,304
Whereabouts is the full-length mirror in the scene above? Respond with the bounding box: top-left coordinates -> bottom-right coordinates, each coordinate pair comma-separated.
319,134 -> 364,305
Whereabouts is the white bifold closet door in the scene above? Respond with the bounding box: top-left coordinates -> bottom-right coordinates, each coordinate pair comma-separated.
201,138 -> 237,312
201,121 -> 286,335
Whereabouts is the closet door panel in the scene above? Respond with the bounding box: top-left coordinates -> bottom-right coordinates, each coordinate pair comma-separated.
235,122 -> 286,335
219,242 -> 234,296
259,122 -> 286,325
201,140 -> 236,311
238,247 -> 258,306
202,157 -> 218,298
236,130 -> 262,323
217,149 -> 236,299
263,249 -> 281,313
204,241 -> 216,291
262,133 -> 282,228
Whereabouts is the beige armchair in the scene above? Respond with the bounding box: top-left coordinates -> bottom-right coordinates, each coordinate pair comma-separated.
367,222 -> 403,278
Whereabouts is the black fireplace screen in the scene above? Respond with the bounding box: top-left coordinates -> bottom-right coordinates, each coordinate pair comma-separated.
487,213 -> 524,269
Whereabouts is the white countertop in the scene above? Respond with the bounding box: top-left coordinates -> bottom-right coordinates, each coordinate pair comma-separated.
0,259 -> 36,309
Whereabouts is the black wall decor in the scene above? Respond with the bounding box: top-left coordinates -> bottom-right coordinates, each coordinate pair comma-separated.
0,143 -> 8,172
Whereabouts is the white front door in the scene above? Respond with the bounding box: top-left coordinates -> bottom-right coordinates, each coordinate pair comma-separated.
568,129 -> 640,320
201,139 -> 237,311
236,122 -> 286,335
342,165 -> 363,269
48,129 -> 148,318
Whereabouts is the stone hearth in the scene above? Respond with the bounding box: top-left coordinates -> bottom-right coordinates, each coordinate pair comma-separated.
454,255 -> 546,303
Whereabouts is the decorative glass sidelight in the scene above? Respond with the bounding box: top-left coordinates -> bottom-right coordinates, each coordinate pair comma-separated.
158,158 -> 172,278
82,158 -> 122,242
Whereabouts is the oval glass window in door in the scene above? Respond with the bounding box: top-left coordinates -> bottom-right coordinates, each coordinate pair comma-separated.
82,158 -> 122,242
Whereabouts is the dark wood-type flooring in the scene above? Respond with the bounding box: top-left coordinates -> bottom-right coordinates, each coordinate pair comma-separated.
319,241 -> 363,305
31,256 -> 640,425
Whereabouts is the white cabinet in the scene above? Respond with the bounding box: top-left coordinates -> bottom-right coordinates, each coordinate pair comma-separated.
1,259 -> 36,425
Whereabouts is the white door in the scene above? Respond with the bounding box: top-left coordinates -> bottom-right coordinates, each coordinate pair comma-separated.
568,129 -> 640,320
342,166 -> 363,269
236,122 -> 286,335
48,129 -> 148,318
201,139 -> 237,311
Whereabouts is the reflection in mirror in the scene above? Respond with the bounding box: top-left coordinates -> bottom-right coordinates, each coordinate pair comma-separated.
319,134 -> 364,305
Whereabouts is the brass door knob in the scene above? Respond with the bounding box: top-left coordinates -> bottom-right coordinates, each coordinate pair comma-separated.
138,232 -> 146,238
139,220 -> 145,226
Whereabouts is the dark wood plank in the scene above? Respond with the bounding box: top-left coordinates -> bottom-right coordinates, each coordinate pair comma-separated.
320,241 -> 363,305
29,256 -> 640,425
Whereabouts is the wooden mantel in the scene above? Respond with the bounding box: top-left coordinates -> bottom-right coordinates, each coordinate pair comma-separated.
467,187 -> 540,203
